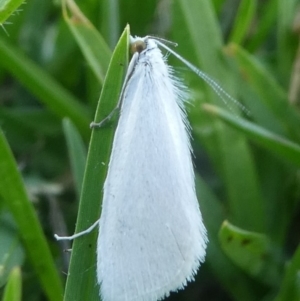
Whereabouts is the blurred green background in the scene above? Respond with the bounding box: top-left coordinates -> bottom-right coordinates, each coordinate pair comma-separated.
0,0 -> 300,300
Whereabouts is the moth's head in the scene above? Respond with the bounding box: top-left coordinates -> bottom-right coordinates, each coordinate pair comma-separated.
130,36 -> 147,54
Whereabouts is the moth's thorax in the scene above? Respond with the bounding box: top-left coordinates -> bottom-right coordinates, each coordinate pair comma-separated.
135,41 -> 165,72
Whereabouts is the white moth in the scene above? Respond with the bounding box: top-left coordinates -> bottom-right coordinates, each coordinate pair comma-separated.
97,36 -> 207,301
56,35 -> 208,301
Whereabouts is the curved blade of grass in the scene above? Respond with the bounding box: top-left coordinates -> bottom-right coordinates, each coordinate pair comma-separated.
0,212 -> 25,287
219,221 -> 281,286
2,267 -> 22,301
62,118 -> 87,198
229,0 -> 257,45
275,245 -> 300,301
0,130 -> 63,301
0,0 -> 24,25
62,25 -> 129,301
203,104 -> 300,167
62,0 -> 111,84
0,36 -> 91,139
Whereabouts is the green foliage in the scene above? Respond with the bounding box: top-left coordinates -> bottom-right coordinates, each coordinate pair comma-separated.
0,131 -> 63,301
0,0 -> 25,26
0,0 -> 299,300
219,221 -> 281,286
2,267 -> 22,301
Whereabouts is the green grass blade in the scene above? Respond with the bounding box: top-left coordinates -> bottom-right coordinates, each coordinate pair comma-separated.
0,130 -> 63,301
0,36 -> 91,138
247,1 -> 277,52
62,0 -> 111,84
203,104 -> 300,167
2,267 -> 22,301
219,221 -> 281,286
62,25 -> 129,301
275,245 -> 300,301
0,212 -> 24,287
62,118 -> 87,198
229,0 -> 257,45
0,0 -> 24,25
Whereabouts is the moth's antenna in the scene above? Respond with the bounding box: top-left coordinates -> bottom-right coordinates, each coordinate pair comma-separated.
147,36 -> 178,47
155,40 -> 250,116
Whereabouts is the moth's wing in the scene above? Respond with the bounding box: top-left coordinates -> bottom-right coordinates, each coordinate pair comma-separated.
97,50 -> 206,301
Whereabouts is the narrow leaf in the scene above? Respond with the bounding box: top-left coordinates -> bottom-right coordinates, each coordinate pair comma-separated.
2,266 -> 22,301
0,36 -> 91,139
62,25 -> 130,301
0,212 -> 24,287
219,221 -> 281,286
0,130 -> 63,301
275,245 -> 300,301
62,118 -> 87,198
62,0 -> 111,84
0,0 -> 24,25
229,0 -> 257,45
